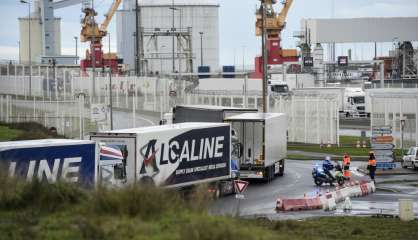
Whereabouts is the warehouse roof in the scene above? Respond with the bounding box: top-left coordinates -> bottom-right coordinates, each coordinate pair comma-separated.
140,0 -> 219,7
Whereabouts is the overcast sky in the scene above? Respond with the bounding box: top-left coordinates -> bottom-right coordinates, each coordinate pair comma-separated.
1,0 -> 417,65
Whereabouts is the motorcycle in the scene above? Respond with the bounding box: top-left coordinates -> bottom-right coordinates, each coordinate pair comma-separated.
312,163 -> 345,186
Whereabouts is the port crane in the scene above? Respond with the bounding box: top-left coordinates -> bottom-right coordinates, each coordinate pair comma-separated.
254,0 -> 298,78
80,0 -> 122,73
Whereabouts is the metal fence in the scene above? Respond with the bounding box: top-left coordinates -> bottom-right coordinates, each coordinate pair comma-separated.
0,63 -> 340,144
369,89 -> 418,148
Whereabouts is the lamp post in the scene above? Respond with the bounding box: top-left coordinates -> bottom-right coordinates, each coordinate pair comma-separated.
21,0 -> 31,97
169,1 -> 179,73
108,67 -> 113,130
18,41 -> 21,64
199,32 -> 204,66
74,36 -> 78,64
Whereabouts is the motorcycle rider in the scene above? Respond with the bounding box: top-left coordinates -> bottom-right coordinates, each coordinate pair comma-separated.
323,156 -> 335,181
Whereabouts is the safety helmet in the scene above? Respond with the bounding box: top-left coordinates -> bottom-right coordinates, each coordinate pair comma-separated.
325,156 -> 331,161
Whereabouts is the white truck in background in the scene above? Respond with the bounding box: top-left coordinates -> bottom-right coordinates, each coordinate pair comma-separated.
225,113 -> 287,180
293,87 -> 368,118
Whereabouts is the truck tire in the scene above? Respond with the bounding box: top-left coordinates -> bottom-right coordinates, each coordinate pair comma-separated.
277,160 -> 285,176
264,166 -> 274,182
139,176 -> 155,186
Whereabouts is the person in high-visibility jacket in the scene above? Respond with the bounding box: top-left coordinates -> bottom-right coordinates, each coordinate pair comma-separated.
367,151 -> 377,182
343,153 -> 351,178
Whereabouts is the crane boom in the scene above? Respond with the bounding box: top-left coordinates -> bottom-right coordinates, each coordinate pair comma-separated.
256,0 -> 293,40
100,0 -> 122,32
277,0 -> 293,27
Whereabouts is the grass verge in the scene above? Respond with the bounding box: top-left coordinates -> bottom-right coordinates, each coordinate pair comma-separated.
0,122 -> 64,141
289,135 -> 403,160
0,176 -> 417,240
0,126 -> 22,141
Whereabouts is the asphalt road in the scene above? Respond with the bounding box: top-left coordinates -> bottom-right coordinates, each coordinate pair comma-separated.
211,160 -> 418,219
113,110 -> 159,129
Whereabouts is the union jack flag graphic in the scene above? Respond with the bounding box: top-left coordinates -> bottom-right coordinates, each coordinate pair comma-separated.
100,145 -> 124,162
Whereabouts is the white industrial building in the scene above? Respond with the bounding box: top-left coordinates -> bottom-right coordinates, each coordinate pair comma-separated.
19,5 -> 61,64
296,17 -> 418,61
117,0 -> 220,73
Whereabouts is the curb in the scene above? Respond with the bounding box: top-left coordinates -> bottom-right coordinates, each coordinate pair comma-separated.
376,187 -> 400,193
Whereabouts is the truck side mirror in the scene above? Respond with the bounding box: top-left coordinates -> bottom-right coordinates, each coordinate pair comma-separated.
248,148 -> 252,158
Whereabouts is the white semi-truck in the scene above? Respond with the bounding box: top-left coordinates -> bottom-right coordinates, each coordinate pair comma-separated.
225,113 -> 287,180
90,122 -> 234,195
165,106 -> 288,180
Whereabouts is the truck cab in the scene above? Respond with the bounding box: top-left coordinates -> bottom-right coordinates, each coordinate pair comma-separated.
268,81 -> 290,95
344,88 -> 367,117
97,143 -> 128,187
402,147 -> 418,170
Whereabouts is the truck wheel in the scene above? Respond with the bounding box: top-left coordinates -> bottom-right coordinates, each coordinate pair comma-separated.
401,162 -> 407,169
264,166 -> 274,182
414,165 -> 418,171
277,160 -> 285,176
139,176 -> 155,186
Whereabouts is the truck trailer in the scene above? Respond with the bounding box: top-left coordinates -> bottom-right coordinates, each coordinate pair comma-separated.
172,105 -> 258,124
0,139 -> 124,186
90,122 -> 233,194
225,113 -> 287,180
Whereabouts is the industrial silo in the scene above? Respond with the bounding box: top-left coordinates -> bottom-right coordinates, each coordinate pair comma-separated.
18,0 -> 61,64
117,0 -> 220,74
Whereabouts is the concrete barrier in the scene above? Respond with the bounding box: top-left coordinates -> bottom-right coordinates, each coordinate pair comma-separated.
276,197 -> 322,211
276,181 -> 375,212
321,192 -> 336,211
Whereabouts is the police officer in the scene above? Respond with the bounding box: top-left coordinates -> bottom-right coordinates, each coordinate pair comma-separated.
343,153 -> 351,178
367,151 -> 377,182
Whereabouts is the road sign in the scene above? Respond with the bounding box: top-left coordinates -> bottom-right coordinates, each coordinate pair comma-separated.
372,136 -> 394,143
372,126 -> 392,131
338,56 -> 348,66
377,162 -> 396,170
235,194 -> 245,199
303,57 -> 314,67
234,180 -> 249,194
371,143 -> 395,150
374,149 -> 395,157
91,104 -> 107,122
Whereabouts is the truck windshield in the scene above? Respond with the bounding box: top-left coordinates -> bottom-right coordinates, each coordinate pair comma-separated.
271,85 -> 289,93
353,96 -> 365,104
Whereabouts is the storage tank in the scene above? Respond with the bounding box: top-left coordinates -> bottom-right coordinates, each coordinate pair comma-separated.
18,1 -> 61,64
117,0 -> 220,74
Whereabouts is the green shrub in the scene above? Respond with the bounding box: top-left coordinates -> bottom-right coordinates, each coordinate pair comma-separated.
88,185 -> 184,219
0,174 -> 86,212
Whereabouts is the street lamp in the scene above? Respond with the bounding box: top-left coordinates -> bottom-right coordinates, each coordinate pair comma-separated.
21,0 -> 31,97
160,45 -> 166,75
169,1 -> 179,73
74,36 -> 78,64
108,67 -> 113,130
199,32 -> 204,66
18,41 -> 21,64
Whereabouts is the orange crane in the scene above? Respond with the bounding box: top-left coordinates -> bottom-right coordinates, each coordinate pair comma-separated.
80,0 -> 122,73
253,0 -> 298,78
